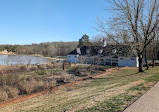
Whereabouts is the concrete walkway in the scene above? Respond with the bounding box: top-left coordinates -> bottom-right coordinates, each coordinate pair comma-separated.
124,81 -> 159,112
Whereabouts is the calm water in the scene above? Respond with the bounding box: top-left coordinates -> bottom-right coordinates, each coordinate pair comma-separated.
0,55 -> 52,65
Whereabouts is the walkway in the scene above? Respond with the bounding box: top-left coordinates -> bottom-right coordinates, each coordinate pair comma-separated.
124,81 -> 159,112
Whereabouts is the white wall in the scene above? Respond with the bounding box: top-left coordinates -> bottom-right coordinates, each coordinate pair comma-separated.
67,55 -> 78,63
118,57 -> 138,67
67,55 -> 146,67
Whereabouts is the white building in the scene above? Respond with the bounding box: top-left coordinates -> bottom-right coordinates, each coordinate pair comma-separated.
67,48 -> 81,63
67,45 -> 145,67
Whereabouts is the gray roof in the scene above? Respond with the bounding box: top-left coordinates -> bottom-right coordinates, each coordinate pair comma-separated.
102,45 -> 137,57
68,45 -> 137,57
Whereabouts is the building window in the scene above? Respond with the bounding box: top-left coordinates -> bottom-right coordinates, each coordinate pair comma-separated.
68,56 -> 70,58
74,56 -> 77,58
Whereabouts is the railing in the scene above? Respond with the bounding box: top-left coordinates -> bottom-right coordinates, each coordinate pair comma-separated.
86,57 -> 119,66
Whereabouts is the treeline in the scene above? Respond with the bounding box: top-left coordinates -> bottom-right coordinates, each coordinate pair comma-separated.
0,42 -> 78,57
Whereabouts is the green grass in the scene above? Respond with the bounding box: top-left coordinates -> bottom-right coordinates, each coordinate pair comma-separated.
145,73 -> 159,82
127,83 -> 148,91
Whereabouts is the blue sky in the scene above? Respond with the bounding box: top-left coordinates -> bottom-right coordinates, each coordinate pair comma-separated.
0,0 -> 108,45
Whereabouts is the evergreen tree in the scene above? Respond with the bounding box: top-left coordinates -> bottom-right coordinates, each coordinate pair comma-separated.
78,34 -> 90,47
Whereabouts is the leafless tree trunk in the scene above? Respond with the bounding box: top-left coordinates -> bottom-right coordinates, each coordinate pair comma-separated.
138,53 -> 144,72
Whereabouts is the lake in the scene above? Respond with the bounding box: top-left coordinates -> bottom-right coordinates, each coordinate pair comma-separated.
0,55 -> 52,65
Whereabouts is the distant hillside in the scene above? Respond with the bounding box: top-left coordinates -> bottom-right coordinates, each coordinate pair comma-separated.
0,41 -> 78,57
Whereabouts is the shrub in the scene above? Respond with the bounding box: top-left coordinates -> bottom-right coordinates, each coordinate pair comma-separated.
18,76 -> 56,94
37,64 -> 47,70
56,73 -> 73,82
57,75 -> 66,82
48,79 -> 56,88
51,69 -> 62,75
4,86 -> 19,98
80,71 -> 90,77
36,80 -> 45,90
18,80 -> 35,94
0,89 -> 8,102
6,74 -> 26,86
46,63 -> 54,69
29,79 -> 42,92
42,78 -> 56,89
63,74 -> 74,82
27,65 -> 38,71
19,65 -> 27,72
37,70 -> 46,75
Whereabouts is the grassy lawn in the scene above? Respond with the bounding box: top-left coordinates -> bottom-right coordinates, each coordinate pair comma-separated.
1,67 -> 159,112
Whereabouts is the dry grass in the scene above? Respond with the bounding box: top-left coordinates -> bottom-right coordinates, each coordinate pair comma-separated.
1,67 -> 159,112
0,65 -> 8,70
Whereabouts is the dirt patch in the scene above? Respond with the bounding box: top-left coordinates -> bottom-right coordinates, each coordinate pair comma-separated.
92,67 -> 119,78
0,50 -> 14,55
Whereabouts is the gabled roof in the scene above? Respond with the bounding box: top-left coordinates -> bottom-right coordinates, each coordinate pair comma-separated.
68,45 -> 137,57
68,49 -> 78,55
102,45 -> 137,57
68,46 -> 88,55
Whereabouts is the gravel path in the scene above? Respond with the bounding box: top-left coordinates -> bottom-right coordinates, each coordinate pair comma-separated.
124,81 -> 159,112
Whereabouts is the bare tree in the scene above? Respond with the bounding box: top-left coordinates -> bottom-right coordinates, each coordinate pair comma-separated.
91,35 -> 104,46
97,0 -> 159,72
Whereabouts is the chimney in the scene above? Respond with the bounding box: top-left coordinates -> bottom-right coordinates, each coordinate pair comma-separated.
102,38 -> 107,47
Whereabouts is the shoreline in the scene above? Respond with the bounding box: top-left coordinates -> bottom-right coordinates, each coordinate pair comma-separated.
26,54 -> 65,61
0,53 -> 65,65
0,50 -> 66,61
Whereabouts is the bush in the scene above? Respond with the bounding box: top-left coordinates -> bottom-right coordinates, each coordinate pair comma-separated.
80,71 -> 90,77
27,65 -> 38,71
4,86 -> 19,98
19,65 -> 27,72
42,78 -> 56,89
51,69 -> 63,75
37,64 -> 47,70
36,80 -> 45,90
18,80 -> 35,94
18,76 -> 56,94
37,70 -> 46,75
5,74 -> 26,86
0,89 -> 8,102
56,74 -> 67,82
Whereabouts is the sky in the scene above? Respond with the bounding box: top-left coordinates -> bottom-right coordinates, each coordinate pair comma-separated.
0,0 -> 109,45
